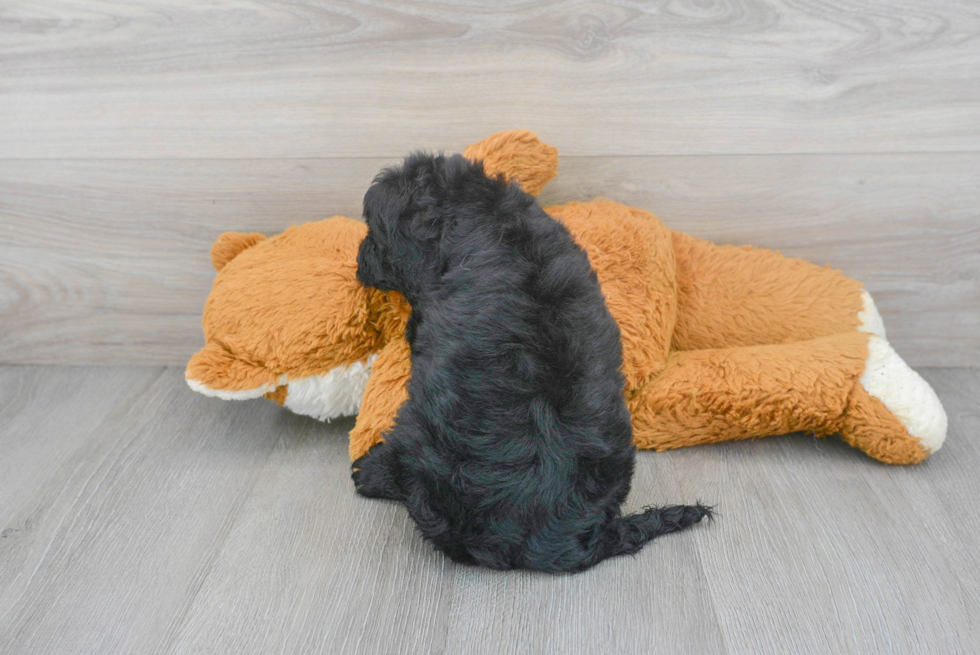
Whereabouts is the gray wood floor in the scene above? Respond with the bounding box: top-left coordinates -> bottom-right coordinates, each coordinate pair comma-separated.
2,2 -> 978,652
1,365 -> 977,654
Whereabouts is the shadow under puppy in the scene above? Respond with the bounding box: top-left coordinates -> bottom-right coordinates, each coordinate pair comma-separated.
353,152 -> 710,572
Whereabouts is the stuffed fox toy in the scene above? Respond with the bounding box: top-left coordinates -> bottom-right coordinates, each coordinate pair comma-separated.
187,130 -> 947,465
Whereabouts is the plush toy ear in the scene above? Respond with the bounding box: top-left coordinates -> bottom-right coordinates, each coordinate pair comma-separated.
464,129 -> 558,197
210,232 -> 266,272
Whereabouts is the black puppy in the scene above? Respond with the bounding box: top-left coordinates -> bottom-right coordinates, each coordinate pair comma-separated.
354,153 -> 709,572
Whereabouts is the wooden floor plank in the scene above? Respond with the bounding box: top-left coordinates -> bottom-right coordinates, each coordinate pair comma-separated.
162,414 -> 457,655
1,367 -> 977,654
1,153 -> 976,366
0,366 -> 161,530
666,374 -> 980,655
898,369 -> 980,606
440,451 -> 725,655
1,1 -> 978,159
164,397 -> 725,655
0,367 -> 281,654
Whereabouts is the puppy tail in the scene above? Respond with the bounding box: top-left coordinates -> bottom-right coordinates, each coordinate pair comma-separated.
596,503 -> 712,562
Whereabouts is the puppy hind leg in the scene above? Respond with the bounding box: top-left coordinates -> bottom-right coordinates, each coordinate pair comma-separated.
351,443 -> 405,501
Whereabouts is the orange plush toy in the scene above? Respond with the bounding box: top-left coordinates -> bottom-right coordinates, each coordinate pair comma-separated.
187,130 -> 947,465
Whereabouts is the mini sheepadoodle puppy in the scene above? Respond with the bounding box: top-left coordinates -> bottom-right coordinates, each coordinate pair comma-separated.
353,152 -> 710,572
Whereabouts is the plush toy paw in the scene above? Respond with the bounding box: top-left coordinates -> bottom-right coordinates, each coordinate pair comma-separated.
841,335 -> 947,464
857,290 -> 886,339
860,336 -> 948,453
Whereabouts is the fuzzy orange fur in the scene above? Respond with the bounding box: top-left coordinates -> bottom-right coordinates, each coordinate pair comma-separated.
188,130 -> 932,465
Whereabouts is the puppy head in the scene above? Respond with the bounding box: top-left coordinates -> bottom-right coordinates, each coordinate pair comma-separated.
357,152 -> 476,298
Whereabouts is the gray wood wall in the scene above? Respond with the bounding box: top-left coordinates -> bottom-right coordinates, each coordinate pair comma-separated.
1,0 -> 978,367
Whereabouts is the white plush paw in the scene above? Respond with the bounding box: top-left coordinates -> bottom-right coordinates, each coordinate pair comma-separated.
857,290 -> 886,339
860,335 -> 947,453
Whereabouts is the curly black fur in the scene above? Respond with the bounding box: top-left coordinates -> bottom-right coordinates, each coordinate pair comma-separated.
353,152 -> 710,572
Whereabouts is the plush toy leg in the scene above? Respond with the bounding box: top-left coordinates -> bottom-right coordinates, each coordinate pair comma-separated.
630,331 -> 943,464
348,338 -> 411,461
670,231 -> 871,350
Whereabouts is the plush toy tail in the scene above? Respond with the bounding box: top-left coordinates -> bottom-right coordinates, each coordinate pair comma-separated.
592,504 -> 712,566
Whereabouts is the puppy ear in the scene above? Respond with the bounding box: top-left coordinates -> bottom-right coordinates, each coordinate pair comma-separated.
356,233 -> 393,290
360,155 -> 454,295
362,176 -> 408,241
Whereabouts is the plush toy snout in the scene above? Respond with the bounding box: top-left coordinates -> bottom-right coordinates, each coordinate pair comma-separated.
185,341 -> 281,399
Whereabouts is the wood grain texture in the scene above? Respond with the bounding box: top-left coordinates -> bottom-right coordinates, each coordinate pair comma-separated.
1,154 -> 976,366
668,368 -> 980,654
0,366 -> 283,654
1,0 -> 979,158
169,413 -> 726,655
2,0 -> 978,367
0,365 -> 978,654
